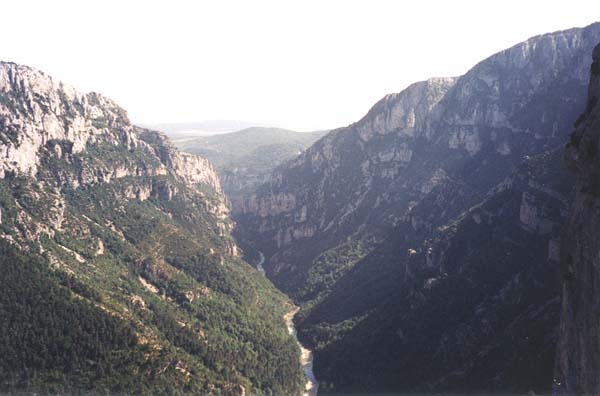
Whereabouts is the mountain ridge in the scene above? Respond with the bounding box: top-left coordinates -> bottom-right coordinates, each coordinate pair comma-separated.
234,22 -> 600,394
0,61 -> 304,396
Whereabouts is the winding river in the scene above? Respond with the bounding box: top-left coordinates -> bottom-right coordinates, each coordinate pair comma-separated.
285,308 -> 319,396
254,252 -> 318,396
256,251 -> 266,276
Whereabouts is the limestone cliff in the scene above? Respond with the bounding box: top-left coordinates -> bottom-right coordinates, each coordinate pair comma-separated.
0,62 -> 234,249
0,61 -> 225,203
555,42 -> 600,394
236,23 -> 600,296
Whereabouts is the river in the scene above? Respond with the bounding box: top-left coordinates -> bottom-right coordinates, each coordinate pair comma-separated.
256,251 -> 266,276
254,251 -> 318,396
285,308 -> 319,396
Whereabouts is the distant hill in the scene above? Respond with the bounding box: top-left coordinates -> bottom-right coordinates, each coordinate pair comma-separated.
172,127 -> 328,204
142,120 -> 272,138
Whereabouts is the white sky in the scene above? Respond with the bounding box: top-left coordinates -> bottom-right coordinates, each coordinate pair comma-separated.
0,0 -> 598,131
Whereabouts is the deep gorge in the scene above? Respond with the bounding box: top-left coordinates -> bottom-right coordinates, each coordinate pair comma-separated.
229,23 -> 600,395
1,15 -> 600,396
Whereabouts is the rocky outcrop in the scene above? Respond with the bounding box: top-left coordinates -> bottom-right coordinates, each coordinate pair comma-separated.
0,62 -> 231,242
555,42 -> 600,394
0,62 -> 132,178
136,129 -> 225,196
0,61 -> 225,197
355,77 -> 457,142
234,77 -> 460,273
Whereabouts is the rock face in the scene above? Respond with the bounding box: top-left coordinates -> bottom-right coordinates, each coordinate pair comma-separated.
555,42 -> 600,394
0,62 -> 303,395
234,23 -> 600,394
0,61 -> 235,251
235,24 -> 599,292
0,61 -> 224,201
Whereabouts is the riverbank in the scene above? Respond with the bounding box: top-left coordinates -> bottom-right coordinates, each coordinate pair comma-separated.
285,308 -> 319,396
254,251 -> 317,395
256,251 -> 266,276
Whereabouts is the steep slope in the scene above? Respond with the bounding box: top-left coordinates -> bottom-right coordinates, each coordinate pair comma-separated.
172,127 -> 327,209
0,62 -> 303,396
234,23 -> 600,393
304,148 -> 571,393
555,43 -> 600,394
236,24 -> 599,296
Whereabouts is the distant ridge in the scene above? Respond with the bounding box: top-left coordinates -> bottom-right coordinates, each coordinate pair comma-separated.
141,120 -> 275,137
172,126 -> 328,211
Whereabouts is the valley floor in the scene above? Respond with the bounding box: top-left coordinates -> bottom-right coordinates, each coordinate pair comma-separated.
255,250 -> 318,396
285,307 -> 319,396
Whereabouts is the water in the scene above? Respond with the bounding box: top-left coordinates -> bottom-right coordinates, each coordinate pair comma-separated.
254,251 -> 318,395
285,308 -> 319,396
256,251 -> 266,276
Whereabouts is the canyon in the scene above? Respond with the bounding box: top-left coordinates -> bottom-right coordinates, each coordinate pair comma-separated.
1,19 -> 600,396
232,22 -> 600,394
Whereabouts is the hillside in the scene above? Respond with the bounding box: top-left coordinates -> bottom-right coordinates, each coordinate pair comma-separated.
305,147 -> 571,392
234,23 -> 600,394
172,127 -> 327,208
142,121 -> 264,138
0,62 -> 304,396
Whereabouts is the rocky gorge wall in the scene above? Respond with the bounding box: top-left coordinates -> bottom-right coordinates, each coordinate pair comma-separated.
555,42 -> 600,394
233,23 -> 600,394
0,61 -> 233,247
234,24 -> 600,297
0,62 -> 224,197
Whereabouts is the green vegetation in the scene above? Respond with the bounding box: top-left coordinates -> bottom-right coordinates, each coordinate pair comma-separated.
0,137 -> 304,395
171,127 -> 327,199
172,127 -> 326,168
0,241 -> 151,394
295,236 -> 377,319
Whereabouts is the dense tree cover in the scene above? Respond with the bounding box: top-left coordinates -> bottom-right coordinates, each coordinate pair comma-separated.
0,241 -> 147,394
0,140 -> 304,395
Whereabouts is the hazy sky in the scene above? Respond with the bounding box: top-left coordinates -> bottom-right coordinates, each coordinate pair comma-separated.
1,1 -> 598,131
